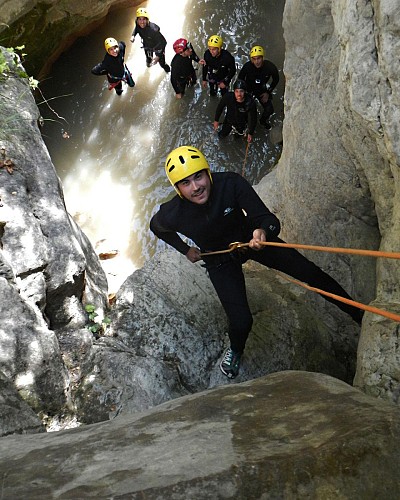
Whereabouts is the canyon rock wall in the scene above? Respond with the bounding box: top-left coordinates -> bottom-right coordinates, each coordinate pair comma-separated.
256,0 -> 400,401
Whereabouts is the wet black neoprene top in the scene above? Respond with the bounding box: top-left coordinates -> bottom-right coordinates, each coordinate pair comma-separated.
150,171 -> 281,255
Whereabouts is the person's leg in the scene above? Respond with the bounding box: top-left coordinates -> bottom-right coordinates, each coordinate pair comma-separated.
157,52 -> 170,72
145,49 -> 153,67
209,82 -> 217,96
218,122 -> 233,138
258,97 -> 274,128
207,257 -> 253,354
249,237 -> 363,324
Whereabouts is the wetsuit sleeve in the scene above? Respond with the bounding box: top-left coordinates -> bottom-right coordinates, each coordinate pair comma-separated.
150,211 -> 191,255
202,52 -> 209,80
266,61 -> 279,92
119,41 -> 126,60
234,175 -> 281,238
223,52 -> 236,85
237,65 -> 247,81
91,60 -> 107,75
190,47 -> 200,63
214,93 -> 228,122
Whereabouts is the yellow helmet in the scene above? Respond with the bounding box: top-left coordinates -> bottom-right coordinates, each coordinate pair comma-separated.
165,146 -> 212,196
208,35 -> 223,49
250,45 -> 265,58
136,7 -> 149,19
104,37 -> 118,52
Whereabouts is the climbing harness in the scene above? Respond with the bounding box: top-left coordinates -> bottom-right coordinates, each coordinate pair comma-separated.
199,240 -> 400,322
107,64 -> 135,90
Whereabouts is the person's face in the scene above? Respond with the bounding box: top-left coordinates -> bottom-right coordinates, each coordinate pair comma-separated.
251,55 -> 263,68
180,47 -> 191,58
208,46 -> 220,58
234,89 -> 245,102
108,45 -> 119,57
177,170 -> 211,205
137,16 -> 148,28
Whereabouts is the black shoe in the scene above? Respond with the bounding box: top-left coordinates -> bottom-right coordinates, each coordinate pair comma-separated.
146,57 -> 152,68
220,348 -> 241,379
115,89 -> 123,96
164,64 -> 171,73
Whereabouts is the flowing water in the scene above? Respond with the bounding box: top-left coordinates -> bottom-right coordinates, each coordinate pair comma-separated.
39,0 -> 286,292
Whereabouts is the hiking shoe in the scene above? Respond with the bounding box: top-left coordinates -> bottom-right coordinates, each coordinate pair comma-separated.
115,89 -> 123,96
220,348 -> 241,379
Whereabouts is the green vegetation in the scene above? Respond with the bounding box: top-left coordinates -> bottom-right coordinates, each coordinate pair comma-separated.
0,45 -> 38,88
85,304 -> 111,337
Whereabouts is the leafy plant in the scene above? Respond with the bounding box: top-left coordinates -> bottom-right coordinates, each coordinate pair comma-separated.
85,304 -> 111,337
0,45 -> 38,89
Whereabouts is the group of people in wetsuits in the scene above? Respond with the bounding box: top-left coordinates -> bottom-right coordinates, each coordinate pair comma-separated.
91,7 -> 363,381
91,7 -> 280,142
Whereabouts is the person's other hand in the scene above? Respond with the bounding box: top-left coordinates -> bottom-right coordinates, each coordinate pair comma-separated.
218,81 -> 227,89
130,36 -> 135,43
202,80 -> 208,89
186,247 -> 201,263
249,229 -> 266,250
247,134 -> 253,143
213,121 -> 219,131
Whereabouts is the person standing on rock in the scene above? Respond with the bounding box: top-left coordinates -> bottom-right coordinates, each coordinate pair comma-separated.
130,7 -> 170,73
150,146 -> 363,380
213,79 -> 257,142
238,45 -> 279,130
91,37 -> 135,96
202,35 -> 236,97
170,38 -> 205,99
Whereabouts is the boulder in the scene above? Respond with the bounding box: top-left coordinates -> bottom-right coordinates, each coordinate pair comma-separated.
0,371 -> 399,499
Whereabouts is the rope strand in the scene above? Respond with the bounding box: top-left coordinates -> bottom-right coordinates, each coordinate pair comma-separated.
198,240 -> 400,323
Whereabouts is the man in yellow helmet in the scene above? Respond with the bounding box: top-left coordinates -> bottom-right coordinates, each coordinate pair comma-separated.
202,35 -> 236,96
150,146 -> 363,379
238,45 -> 279,130
91,37 -> 135,95
130,7 -> 170,72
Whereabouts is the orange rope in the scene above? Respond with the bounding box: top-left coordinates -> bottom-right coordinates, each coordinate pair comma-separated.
276,272 -> 400,323
198,240 -> 400,323
200,241 -> 400,260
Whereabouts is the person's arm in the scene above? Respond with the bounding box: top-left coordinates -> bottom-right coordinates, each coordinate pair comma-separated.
150,211 -> 191,255
91,60 -> 107,75
130,24 -> 138,42
234,174 -> 281,239
202,52 -> 209,85
214,93 -> 227,123
266,61 -> 279,93
223,52 -> 236,86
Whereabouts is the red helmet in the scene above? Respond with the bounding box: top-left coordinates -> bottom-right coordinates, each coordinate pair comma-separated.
173,38 -> 189,54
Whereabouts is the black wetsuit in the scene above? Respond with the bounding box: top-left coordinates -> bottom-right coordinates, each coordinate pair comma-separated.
214,91 -> 257,137
238,60 -> 279,124
202,48 -> 236,96
150,172 -> 362,354
91,42 -> 134,94
131,21 -> 169,71
170,46 -> 200,95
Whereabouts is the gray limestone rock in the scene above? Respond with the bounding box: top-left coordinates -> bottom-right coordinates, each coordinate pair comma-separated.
0,371 -> 399,499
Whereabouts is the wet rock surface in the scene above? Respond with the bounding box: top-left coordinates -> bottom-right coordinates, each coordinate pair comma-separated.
1,371 -> 399,499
